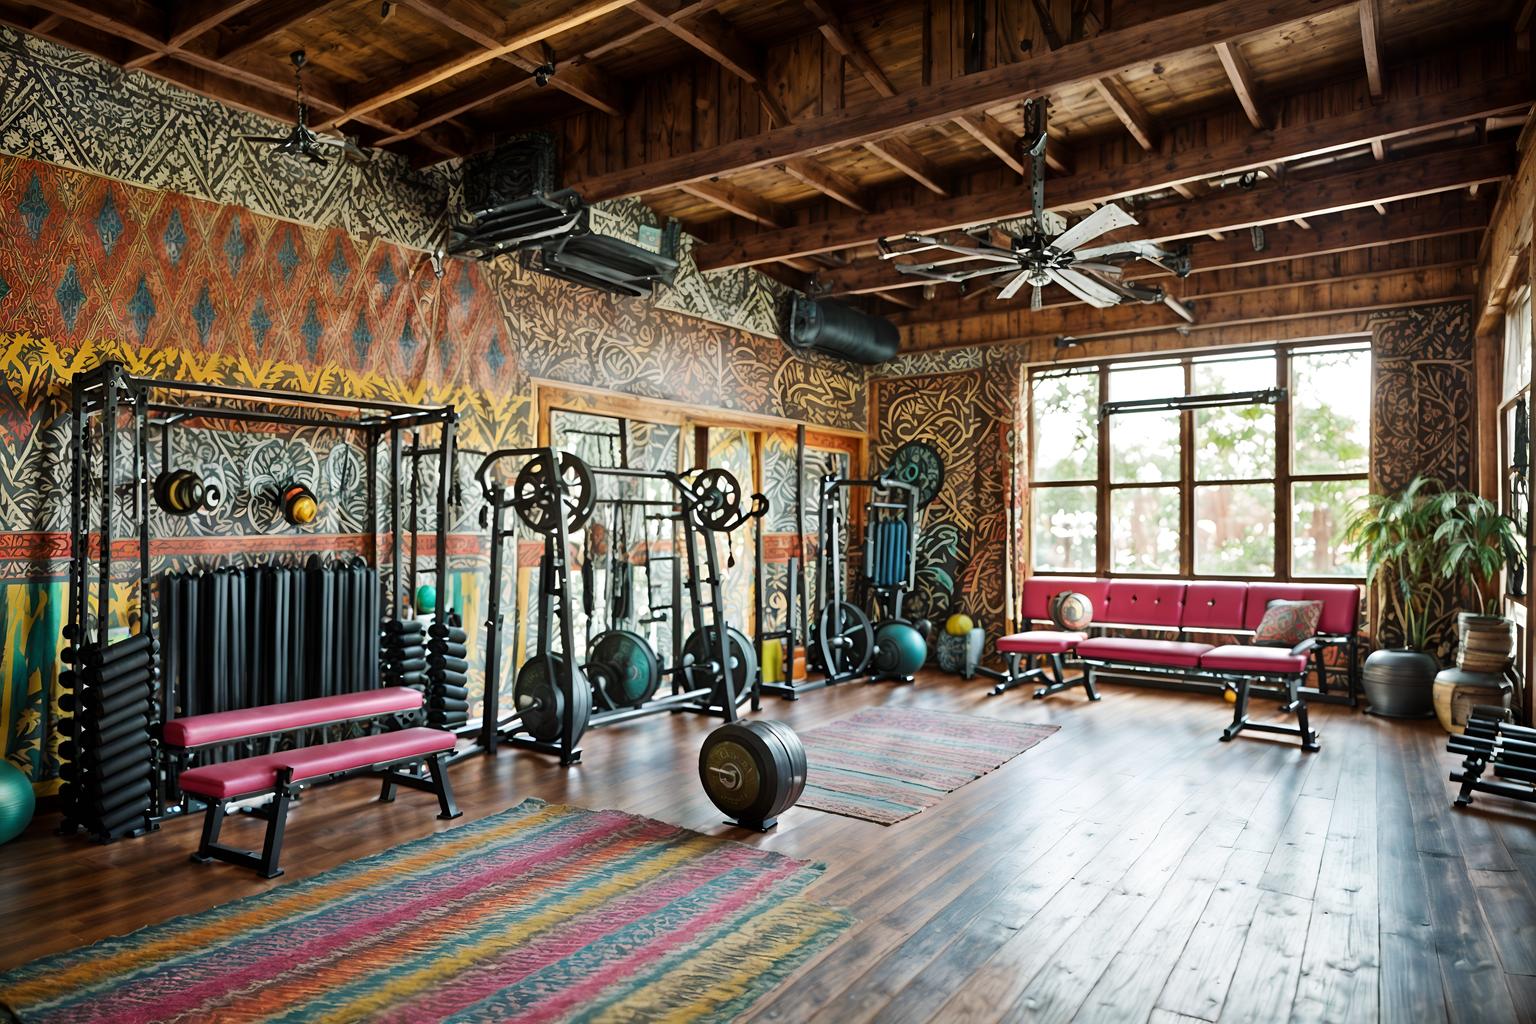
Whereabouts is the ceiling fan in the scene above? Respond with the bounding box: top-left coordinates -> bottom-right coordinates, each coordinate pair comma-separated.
239,50 -> 367,167
876,100 -> 1194,321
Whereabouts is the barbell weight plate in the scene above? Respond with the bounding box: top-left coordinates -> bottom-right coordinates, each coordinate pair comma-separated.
511,450 -> 597,536
813,602 -> 874,678
588,629 -> 662,708
514,655 -> 566,743
884,440 -> 944,508
566,662 -> 592,748
700,730 -> 764,817
756,719 -> 809,810
682,626 -> 759,708
689,467 -> 744,531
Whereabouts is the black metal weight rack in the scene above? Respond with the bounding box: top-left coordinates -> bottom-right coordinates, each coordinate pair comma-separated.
62,361 -> 457,839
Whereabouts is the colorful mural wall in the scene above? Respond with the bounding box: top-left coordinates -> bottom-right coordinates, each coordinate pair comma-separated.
0,153 -> 864,787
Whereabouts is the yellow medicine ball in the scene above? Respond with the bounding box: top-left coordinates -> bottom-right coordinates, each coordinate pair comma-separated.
945,613 -> 974,636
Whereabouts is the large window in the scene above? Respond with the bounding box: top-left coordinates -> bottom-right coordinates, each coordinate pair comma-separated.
1027,341 -> 1371,580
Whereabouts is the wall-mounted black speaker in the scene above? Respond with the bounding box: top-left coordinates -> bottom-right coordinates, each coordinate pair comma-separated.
782,295 -> 899,364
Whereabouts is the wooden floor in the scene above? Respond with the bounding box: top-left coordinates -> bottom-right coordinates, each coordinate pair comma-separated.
3,673 -> 1536,1022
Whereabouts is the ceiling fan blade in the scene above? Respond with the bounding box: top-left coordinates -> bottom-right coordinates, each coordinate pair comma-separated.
1163,293 -> 1196,323
1070,261 -> 1123,275
1031,284 -> 1043,311
1051,204 -> 1138,253
997,269 -> 1033,300
1050,267 -> 1126,308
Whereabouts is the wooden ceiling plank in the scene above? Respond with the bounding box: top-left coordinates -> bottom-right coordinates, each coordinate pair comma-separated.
693,71 -> 1530,270
780,158 -> 871,212
802,0 -> 897,97
954,113 -> 1027,175
1093,74 -> 1158,151
631,4 -> 761,82
215,0 -> 346,62
572,0 -> 1357,201
677,180 -> 787,228
1214,39 -> 1266,130
1359,0 -> 1383,100
862,138 -> 950,195
168,0 -> 265,48
39,0 -> 162,50
318,0 -> 634,130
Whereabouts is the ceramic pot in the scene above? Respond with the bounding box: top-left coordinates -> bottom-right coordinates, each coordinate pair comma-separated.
1457,613 -> 1515,674
1432,667 -> 1513,733
1363,648 -> 1440,718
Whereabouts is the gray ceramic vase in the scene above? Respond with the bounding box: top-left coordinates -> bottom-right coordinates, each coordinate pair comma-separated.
1362,648 -> 1440,718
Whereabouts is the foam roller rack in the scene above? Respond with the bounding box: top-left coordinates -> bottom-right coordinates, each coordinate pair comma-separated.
426,617 -> 471,730
56,632 -> 158,842
381,618 -> 428,695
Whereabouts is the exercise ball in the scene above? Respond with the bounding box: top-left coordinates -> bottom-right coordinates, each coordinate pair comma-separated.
945,613 -> 974,636
416,584 -> 437,614
0,761 -> 35,846
873,621 -> 928,676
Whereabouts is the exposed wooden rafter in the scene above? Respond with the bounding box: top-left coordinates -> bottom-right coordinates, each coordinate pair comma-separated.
693,70 -> 1529,270
570,0 -> 1362,201
1214,39 -> 1267,129
1359,0 -> 1384,100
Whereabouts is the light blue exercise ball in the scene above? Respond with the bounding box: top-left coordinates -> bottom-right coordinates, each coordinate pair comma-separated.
0,760 -> 36,845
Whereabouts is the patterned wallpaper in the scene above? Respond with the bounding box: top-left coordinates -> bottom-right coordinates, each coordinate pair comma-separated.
0,154 -> 864,784
0,26 -> 790,340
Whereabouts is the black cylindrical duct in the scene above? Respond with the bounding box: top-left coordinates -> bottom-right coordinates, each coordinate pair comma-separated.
783,295 -> 899,364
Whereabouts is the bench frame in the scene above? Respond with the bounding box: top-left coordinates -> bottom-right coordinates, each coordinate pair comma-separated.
981,652 -> 1096,701
191,750 -> 460,878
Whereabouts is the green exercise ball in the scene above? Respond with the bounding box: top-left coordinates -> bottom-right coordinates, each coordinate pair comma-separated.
415,584 -> 437,614
0,761 -> 35,846
874,621 -> 929,676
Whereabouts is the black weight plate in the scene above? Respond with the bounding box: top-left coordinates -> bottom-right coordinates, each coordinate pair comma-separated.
514,655 -> 566,742
699,723 -> 770,819
683,626 -> 759,708
566,663 -> 592,747
588,629 -> 661,707
756,719 -> 808,810
690,467 -> 743,531
512,450 -> 597,535
813,602 -> 874,677
885,440 -> 944,508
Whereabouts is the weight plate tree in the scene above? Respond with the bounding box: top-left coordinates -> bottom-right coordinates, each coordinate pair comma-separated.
884,440 -> 944,508
682,625 -> 759,712
699,720 -> 808,830
587,628 -> 662,708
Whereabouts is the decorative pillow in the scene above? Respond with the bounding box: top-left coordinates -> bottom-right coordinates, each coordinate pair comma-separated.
1050,591 -> 1095,632
1254,599 -> 1324,647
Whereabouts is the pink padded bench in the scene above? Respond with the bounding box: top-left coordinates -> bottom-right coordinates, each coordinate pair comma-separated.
180,726 -> 459,877
991,578 -> 1362,752
161,686 -> 426,750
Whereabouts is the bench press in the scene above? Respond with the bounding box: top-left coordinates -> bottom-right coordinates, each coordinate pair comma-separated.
163,688 -> 460,877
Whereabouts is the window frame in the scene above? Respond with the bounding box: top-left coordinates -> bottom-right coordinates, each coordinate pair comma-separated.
1026,338 -> 1371,583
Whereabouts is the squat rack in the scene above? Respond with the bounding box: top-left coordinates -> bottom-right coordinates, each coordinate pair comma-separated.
63,361 -> 457,836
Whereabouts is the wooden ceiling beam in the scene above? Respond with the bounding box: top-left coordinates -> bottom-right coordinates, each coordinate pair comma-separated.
167,0 -> 265,49
694,70 -> 1529,270
678,180 -> 787,228
816,193 -> 1492,296
862,138 -> 949,195
1094,75 -> 1158,151
899,264 -> 1476,351
953,114 -> 1026,175
214,0 -> 346,62
570,0 -> 1359,201
316,0 -> 634,130
1133,143 -> 1510,242
779,159 -> 871,212
1359,0 -> 1383,100
803,0 -> 895,97
1214,39 -> 1266,130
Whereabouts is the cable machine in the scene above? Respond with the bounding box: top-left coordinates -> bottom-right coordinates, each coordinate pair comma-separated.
61,361 -> 456,841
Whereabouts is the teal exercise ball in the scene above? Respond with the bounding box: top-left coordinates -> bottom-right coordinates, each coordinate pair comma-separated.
0,761 -> 35,846
874,621 -> 928,676
415,584 -> 437,614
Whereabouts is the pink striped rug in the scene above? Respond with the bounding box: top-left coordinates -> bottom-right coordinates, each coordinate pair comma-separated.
799,707 -> 1058,824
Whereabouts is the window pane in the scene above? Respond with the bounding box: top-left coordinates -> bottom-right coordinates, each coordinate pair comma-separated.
1032,486 -> 1097,571
1109,361 -> 1183,402
1111,411 -> 1181,483
1292,479 -> 1367,577
1194,483 -> 1275,576
1032,371 -> 1098,481
1292,347 -> 1370,475
1111,487 -> 1180,573
1194,355 -> 1276,480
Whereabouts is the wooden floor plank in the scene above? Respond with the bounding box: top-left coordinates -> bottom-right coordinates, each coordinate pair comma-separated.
1217,888 -> 1313,1022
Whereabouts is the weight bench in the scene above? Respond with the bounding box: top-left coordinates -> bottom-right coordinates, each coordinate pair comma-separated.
981,630 -> 1094,699
1449,706 -> 1536,808
160,686 -> 426,755
179,726 -> 460,878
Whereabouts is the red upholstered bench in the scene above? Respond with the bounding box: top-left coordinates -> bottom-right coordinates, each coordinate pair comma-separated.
989,578 -> 1361,752
181,726 -> 459,878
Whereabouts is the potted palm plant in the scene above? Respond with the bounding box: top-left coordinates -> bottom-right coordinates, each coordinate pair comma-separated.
1345,476 -> 1450,717
1430,489 -> 1519,730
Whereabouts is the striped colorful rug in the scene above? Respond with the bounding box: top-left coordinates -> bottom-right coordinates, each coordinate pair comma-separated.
0,799 -> 852,1023
799,707 -> 1059,824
